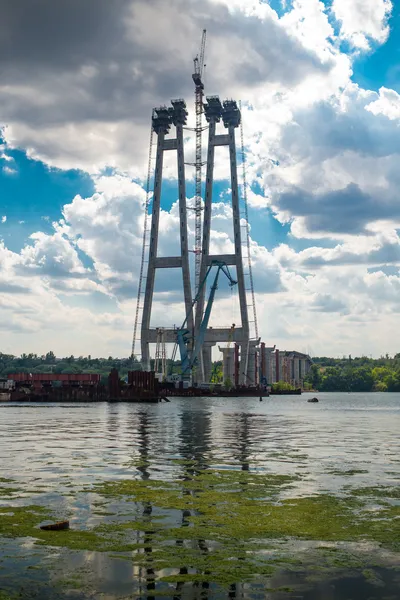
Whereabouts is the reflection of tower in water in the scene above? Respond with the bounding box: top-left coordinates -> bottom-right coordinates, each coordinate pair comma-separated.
134,411 -> 155,600
178,409 -> 212,470
236,413 -> 252,472
173,409 -> 213,598
106,405 -> 121,439
223,412 -> 255,472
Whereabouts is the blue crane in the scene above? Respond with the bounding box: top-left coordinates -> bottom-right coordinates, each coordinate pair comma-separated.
174,260 -> 237,380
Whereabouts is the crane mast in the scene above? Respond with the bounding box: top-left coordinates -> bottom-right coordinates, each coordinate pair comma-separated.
192,29 -> 207,297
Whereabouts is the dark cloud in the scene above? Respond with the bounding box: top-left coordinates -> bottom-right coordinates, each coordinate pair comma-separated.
0,281 -> 30,293
278,183 -> 400,235
0,0 -> 332,134
253,264 -> 285,293
310,294 -> 347,313
280,98 -> 400,163
0,0 -> 129,69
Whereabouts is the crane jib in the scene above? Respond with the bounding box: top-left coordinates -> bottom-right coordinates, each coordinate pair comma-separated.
175,260 -> 237,379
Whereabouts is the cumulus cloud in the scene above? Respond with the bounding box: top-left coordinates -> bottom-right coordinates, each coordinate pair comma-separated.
366,86 -> 400,120
0,0 -> 342,172
1,216 -> 6,223
58,176 -> 284,301
245,84 -> 400,240
332,0 -> 392,49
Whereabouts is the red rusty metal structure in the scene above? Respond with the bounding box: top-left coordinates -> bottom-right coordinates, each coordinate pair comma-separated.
128,370 -> 157,392
8,373 -> 100,386
7,370 -> 161,403
107,369 -> 160,402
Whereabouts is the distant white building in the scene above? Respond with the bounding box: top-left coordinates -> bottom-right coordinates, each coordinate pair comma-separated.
260,346 -> 312,388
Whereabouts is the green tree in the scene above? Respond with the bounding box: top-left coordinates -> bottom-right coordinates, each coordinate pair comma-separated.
45,351 -> 56,363
272,381 -> 295,392
305,364 -> 322,390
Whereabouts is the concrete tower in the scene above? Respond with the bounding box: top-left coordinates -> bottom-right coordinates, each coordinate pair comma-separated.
140,100 -> 194,371
195,97 -> 250,384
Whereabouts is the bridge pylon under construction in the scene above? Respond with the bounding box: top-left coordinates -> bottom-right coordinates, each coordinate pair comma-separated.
133,97 -> 259,384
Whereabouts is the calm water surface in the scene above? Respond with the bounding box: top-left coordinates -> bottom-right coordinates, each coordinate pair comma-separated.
0,393 -> 399,599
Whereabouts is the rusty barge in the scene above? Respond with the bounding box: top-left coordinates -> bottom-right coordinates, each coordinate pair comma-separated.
2,369 -> 162,403
1,370 -> 299,403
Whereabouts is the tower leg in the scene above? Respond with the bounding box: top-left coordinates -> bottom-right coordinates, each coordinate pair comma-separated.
141,130 -> 166,371
228,124 -> 249,383
194,120 -> 216,382
177,123 -> 194,335
140,101 -> 193,376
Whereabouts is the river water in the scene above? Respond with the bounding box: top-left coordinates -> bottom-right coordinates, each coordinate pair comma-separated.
0,393 -> 399,599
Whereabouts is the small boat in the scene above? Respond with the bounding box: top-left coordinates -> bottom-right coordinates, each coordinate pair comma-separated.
308,397 -> 319,403
40,520 -> 69,531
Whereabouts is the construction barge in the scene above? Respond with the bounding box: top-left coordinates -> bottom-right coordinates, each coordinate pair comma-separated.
1,370 -> 162,403
0,371 -> 300,403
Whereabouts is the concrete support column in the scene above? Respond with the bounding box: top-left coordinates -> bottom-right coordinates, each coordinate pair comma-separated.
263,346 -> 275,386
246,340 -> 258,385
201,342 -> 215,383
275,350 -> 280,383
141,101 -> 192,375
294,358 -> 300,386
195,120 -> 216,332
176,122 -> 194,336
219,347 -> 235,386
141,130 -> 165,371
194,119 -> 217,382
228,124 -> 249,383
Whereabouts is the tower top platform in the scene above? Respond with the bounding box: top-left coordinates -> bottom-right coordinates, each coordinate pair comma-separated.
222,99 -> 241,128
170,99 -> 188,126
152,106 -> 172,134
204,96 -> 223,123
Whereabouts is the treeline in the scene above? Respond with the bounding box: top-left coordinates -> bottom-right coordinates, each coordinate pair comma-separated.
3,352 -> 400,392
306,355 -> 400,392
0,352 -> 140,382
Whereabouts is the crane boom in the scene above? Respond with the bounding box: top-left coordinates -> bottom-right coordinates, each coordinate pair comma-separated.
177,260 -> 237,379
192,29 -> 207,298
199,29 -> 206,77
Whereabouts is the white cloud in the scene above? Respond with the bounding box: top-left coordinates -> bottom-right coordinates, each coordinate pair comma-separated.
1,216 -> 6,223
281,0 -> 335,56
366,86 -> 400,120
2,166 -> 16,175
332,0 -> 392,49
0,169 -> 400,356
243,83 -> 400,240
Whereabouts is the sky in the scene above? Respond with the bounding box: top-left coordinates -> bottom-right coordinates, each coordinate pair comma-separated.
1,0 -> 400,359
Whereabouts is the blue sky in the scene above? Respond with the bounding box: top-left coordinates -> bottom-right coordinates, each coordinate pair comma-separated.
1,0 -> 400,358
0,143 -> 94,252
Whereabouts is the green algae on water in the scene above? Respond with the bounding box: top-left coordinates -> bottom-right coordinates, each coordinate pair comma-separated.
1,467 -> 400,588
326,469 -> 369,476
350,486 -> 400,500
